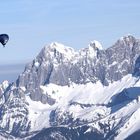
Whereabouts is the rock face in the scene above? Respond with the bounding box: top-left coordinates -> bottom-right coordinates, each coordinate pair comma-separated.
0,83 -> 31,137
17,35 -> 140,94
0,35 -> 140,139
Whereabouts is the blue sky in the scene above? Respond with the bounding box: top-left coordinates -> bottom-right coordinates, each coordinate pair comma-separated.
0,0 -> 140,75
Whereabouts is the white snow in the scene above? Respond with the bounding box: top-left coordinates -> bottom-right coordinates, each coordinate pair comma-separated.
114,102 -> 140,140
34,61 -> 40,67
77,40 -> 103,60
20,86 -> 26,92
26,96 -> 55,131
42,41 -> 104,65
1,80 -> 9,89
30,74 -> 137,108
89,40 -> 103,50
25,74 -> 140,138
45,42 -> 76,61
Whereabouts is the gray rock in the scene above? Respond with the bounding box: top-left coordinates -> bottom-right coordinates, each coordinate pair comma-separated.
15,35 -> 140,104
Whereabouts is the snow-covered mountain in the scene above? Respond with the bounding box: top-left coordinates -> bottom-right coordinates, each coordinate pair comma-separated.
0,35 -> 140,140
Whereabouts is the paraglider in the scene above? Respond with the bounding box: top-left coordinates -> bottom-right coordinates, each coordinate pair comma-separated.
0,34 -> 9,47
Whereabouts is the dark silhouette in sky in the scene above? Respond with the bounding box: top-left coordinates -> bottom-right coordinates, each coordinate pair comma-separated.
0,34 -> 9,47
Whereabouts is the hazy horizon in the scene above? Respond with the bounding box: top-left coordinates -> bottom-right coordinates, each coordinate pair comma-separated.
0,63 -> 25,83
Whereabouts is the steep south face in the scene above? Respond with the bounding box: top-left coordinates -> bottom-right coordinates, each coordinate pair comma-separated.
16,35 -> 140,103
104,35 -> 140,83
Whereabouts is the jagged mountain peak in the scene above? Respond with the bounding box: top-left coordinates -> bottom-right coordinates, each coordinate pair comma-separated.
89,40 -> 103,50
77,40 -> 103,59
37,40 -> 103,65
23,35 -> 140,87
48,42 -> 75,54
116,34 -> 136,48
120,34 -> 136,40
37,42 -> 76,62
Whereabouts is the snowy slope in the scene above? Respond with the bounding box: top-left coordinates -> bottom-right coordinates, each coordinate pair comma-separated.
24,74 -> 140,139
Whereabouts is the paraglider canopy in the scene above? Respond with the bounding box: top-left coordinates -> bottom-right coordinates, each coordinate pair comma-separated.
0,34 -> 9,47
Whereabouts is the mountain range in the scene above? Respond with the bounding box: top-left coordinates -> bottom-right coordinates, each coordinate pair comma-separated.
0,35 -> 140,139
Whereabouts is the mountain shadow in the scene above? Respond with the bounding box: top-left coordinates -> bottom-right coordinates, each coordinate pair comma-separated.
108,87 -> 140,113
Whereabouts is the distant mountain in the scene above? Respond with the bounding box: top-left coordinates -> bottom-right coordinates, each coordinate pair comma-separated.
0,35 -> 140,139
